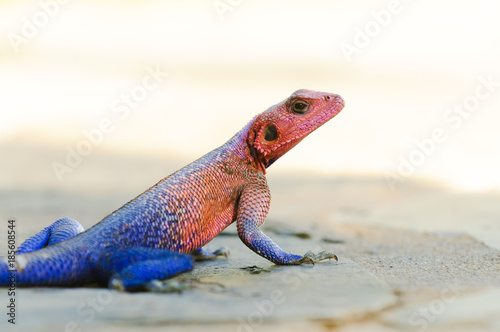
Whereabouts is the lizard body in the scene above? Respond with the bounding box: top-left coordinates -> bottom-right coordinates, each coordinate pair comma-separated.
0,89 -> 344,291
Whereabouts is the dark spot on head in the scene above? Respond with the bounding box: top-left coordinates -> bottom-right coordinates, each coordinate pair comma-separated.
264,124 -> 278,141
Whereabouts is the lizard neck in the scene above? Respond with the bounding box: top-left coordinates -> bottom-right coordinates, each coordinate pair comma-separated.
224,116 -> 267,174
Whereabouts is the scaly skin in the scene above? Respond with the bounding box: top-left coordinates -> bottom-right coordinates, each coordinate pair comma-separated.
0,89 -> 344,291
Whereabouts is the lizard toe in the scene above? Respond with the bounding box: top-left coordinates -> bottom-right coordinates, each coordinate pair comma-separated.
212,246 -> 230,258
144,279 -> 193,293
109,277 -> 126,292
304,250 -> 338,263
287,250 -> 338,265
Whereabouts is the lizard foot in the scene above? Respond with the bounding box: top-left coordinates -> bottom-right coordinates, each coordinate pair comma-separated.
192,246 -> 230,262
98,247 -> 194,292
143,279 -> 193,293
291,250 -> 338,265
109,278 -> 191,293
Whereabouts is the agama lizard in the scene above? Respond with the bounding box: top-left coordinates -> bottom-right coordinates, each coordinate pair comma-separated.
1,89 -> 344,291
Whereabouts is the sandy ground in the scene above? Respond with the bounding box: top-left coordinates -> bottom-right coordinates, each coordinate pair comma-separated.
330,224 -> 500,292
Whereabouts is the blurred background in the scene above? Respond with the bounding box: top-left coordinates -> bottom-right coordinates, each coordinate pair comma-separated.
0,1 -> 499,247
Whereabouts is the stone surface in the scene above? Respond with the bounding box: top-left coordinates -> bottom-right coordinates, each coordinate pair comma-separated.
0,232 -> 397,332
1,175 -> 499,332
380,288 -> 500,332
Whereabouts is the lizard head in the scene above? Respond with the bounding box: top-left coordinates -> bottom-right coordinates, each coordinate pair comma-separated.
248,89 -> 345,171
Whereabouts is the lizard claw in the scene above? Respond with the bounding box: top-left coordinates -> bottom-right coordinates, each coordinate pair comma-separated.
144,280 -> 193,293
296,250 -> 338,265
109,278 -> 126,292
111,278 -> 193,293
297,254 -> 315,265
212,246 -> 230,258
192,246 -> 230,261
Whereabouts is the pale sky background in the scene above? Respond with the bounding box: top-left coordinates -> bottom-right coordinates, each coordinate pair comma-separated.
1,0 -> 499,192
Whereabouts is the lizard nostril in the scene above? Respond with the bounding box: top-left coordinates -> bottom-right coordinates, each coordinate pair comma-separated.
324,94 -> 344,106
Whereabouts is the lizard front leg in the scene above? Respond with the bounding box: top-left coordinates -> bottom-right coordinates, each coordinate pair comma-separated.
236,184 -> 337,265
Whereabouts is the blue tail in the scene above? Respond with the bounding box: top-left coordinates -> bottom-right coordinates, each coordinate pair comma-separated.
1,217 -> 91,287
1,244 -> 95,287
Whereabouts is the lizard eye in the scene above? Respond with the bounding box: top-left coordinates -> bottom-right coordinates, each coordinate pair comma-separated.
264,124 -> 278,141
291,100 -> 309,114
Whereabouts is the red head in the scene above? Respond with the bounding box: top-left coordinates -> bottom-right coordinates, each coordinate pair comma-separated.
247,89 -> 345,172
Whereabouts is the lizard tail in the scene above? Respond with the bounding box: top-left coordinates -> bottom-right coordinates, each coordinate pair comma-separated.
1,244 -> 94,287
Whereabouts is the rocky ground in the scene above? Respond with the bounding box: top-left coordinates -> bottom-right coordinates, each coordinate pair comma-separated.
0,173 -> 499,332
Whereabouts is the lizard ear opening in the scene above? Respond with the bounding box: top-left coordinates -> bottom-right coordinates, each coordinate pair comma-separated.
264,124 -> 278,142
